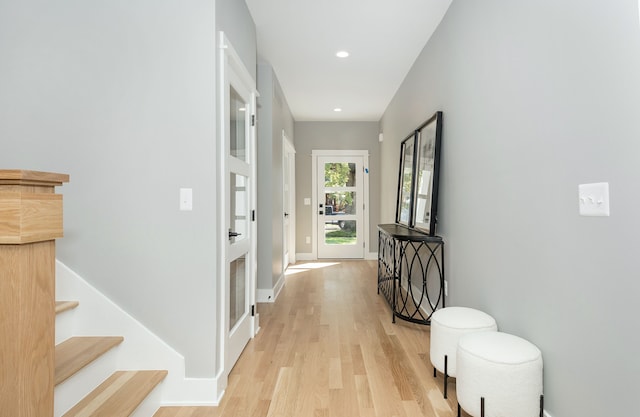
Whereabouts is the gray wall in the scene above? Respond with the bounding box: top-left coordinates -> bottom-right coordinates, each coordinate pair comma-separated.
380,1 -> 640,416
256,63 -> 295,291
0,0 -> 256,378
216,0 -> 256,81
294,122 -> 380,255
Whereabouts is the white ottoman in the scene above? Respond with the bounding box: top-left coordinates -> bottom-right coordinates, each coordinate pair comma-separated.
430,307 -> 497,398
456,332 -> 543,417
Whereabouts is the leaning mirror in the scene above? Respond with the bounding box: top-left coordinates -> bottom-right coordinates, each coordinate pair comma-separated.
413,112 -> 443,235
395,133 -> 416,226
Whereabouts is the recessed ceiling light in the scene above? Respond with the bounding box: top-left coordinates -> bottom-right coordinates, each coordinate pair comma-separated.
333,108 -> 342,112
336,51 -> 349,58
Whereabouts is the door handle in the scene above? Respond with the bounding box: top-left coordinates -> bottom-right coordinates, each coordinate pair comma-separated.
319,211 -> 324,215
284,212 -> 289,218
228,229 -> 242,239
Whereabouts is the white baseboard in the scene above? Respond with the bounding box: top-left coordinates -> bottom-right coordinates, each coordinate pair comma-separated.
256,273 -> 285,303
55,260 -> 219,406
295,252 -> 314,261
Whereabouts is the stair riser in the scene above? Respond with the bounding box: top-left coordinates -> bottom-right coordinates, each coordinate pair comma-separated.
55,309 -> 77,345
54,346 -> 119,417
130,380 -> 165,417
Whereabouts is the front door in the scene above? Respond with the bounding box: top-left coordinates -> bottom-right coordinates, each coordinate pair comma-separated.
316,155 -> 365,259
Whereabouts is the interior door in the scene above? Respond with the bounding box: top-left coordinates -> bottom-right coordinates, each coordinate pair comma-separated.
282,134 -> 296,267
317,155 -> 364,259
221,35 -> 256,375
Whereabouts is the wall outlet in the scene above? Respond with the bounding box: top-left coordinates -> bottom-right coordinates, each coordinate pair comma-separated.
305,236 -> 310,244
444,280 -> 448,297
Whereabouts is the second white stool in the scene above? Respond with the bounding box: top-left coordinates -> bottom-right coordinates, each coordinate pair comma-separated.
430,307 -> 497,398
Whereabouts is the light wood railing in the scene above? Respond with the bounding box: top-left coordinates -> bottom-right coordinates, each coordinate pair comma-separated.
0,170 -> 69,417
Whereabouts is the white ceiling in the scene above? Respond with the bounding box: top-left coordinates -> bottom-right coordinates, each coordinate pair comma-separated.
245,0 -> 453,122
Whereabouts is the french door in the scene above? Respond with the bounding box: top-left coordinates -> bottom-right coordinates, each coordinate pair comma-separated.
219,32 -> 257,379
316,153 -> 366,259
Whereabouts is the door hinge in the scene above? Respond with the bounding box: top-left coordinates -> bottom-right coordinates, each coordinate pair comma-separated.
251,305 -> 255,316
251,115 -> 255,126
251,210 -> 256,221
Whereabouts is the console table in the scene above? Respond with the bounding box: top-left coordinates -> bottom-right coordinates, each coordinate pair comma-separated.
377,224 -> 445,325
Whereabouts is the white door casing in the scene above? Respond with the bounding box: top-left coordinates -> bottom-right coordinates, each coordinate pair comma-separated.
218,32 -> 258,389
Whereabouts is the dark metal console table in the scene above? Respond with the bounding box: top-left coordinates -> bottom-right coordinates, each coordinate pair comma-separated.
377,224 -> 445,325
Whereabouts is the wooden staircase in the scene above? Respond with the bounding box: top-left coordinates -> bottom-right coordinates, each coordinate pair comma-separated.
0,171 -> 168,416
54,300 -> 168,416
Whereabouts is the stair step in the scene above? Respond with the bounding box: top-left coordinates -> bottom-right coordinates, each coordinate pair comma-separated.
62,370 -> 168,417
56,301 -> 79,314
55,337 -> 124,385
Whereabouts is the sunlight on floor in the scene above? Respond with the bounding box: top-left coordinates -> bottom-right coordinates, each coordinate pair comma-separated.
285,262 -> 340,276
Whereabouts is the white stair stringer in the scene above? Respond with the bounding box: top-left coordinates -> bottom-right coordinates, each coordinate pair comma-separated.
55,260 -> 221,407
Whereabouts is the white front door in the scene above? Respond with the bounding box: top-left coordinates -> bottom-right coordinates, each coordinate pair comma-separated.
316,154 -> 366,259
219,32 -> 257,377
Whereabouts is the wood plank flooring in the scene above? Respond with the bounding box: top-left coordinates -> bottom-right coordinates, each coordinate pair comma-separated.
155,260 -> 461,417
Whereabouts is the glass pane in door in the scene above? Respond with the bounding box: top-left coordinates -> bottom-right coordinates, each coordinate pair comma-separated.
324,191 -> 356,215
229,255 -> 247,331
229,173 -> 247,243
324,162 -> 356,187
324,220 -> 357,245
230,86 -> 247,161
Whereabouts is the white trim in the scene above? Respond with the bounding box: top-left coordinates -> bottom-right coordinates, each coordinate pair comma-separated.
256,273 -> 285,303
282,132 -> 296,269
55,261 -> 219,406
296,252 -> 314,261
366,252 -> 378,260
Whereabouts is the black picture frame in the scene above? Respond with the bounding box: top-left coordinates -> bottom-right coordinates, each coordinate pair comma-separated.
395,111 -> 443,235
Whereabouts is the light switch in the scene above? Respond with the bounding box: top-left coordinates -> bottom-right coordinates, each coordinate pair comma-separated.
304,198 -> 311,205
180,188 -> 193,211
578,182 -> 609,216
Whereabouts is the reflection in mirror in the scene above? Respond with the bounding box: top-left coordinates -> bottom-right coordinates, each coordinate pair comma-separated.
396,135 -> 415,226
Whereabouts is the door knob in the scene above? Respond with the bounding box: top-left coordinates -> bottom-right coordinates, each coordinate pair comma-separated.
228,229 -> 242,239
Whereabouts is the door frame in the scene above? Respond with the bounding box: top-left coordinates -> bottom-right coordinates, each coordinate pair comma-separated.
311,150 -> 369,259
282,131 -> 296,268
217,31 -> 258,394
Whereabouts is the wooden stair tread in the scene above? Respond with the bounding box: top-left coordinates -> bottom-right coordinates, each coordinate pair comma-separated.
55,336 -> 124,385
56,300 -> 79,314
62,370 -> 167,417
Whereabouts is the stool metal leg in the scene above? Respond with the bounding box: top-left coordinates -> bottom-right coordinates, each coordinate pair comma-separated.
443,355 -> 448,399
540,394 -> 544,417
457,403 -> 461,417
433,366 -> 436,378
480,397 -> 485,417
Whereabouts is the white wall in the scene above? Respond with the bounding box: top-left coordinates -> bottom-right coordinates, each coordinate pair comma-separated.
380,1 -> 640,416
0,0 -> 256,378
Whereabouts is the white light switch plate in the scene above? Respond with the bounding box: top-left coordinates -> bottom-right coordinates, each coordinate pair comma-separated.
180,188 -> 193,211
578,182 -> 609,216
304,198 -> 311,205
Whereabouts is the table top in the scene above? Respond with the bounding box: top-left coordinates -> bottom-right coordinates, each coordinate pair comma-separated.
378,224 -> 443,243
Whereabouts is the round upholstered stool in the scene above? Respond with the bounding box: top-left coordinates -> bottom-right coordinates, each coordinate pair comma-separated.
456,332 -> 543,417
430,307 -> 497,398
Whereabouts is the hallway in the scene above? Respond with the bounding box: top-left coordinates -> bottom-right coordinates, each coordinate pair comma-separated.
156,260 -> 459,417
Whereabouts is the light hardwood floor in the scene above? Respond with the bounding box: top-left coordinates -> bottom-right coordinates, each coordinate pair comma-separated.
155,260 -> 462,417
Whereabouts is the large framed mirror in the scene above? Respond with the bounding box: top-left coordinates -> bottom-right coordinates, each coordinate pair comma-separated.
395,111 -> 443,235
395,133 -> 416,226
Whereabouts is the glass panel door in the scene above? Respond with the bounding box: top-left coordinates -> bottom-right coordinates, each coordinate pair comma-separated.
317,156 -> 364,258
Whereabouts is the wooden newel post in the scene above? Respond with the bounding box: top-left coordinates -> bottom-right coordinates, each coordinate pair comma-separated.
0,170 -> 69,417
